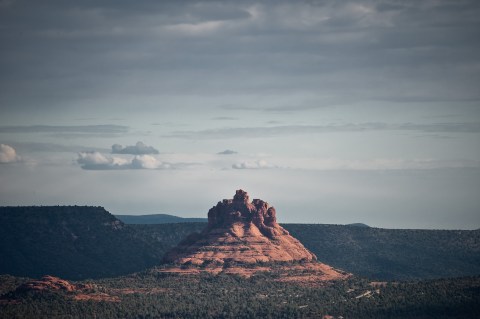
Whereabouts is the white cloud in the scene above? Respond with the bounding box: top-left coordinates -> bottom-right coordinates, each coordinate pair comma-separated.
77,151 -> 129,170
131,155 -> 171,169
163,20 -> 225,36
0,144 -> 21,163
77,151 -> 171,170
232,159 -> 276,169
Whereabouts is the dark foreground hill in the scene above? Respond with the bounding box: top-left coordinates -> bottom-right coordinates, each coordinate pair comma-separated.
0,206 -> 166,280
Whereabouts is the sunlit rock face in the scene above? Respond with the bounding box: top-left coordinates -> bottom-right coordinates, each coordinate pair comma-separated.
208,189 -> 290,239
161,190 -> 350,283
164,189 -> 317,265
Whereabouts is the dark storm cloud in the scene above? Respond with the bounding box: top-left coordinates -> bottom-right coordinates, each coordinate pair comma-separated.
1,0 -> 479,110
166,122 -> 480,139
111,141 -> 159,155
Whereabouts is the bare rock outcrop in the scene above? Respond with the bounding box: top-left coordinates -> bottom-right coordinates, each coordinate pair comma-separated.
16,275 -> 87,293
161,190 -> 350,283
164,190 -> 317,266
13,275 -> 120,302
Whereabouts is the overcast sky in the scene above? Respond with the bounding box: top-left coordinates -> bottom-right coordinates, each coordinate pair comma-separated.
1,0 -> 479,229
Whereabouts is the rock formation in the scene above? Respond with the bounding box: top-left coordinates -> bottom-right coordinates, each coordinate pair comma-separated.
161,190 -> 349,283
12,275 -> 120,302
165,190 -> 316,265
17,275 -> 80,292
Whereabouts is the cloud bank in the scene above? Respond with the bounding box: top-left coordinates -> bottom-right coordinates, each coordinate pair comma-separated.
0,125 -> 128,134
1,0 -> 479,110
167,122 -> 480,139
288,158 -> 480,171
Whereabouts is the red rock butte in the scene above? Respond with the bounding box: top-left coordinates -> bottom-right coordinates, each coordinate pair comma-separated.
165,189 -> 316,265
162,190 -> 350,282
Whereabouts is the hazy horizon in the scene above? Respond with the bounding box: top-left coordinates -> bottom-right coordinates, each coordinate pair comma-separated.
1,0 -> 479,230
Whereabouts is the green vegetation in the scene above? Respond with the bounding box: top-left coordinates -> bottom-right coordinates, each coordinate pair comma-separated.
285,224 -> 480,280
1,272 -> 479,319
130,223 -> 480,280
1,207 -> 479,281
0,206 -> 167,280
1,207 -> 479,318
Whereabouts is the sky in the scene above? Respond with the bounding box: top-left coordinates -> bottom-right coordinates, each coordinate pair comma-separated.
0,0 -> 479,229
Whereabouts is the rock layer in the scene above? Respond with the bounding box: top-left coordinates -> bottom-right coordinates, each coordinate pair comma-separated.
164,190 -> 317,266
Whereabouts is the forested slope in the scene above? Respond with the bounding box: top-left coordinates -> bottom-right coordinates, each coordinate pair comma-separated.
1,207 -> 479,281
0,206 -> 166,280
130,223 -> 480,280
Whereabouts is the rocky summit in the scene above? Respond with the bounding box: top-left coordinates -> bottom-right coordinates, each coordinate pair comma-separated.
161,190 -> 349,282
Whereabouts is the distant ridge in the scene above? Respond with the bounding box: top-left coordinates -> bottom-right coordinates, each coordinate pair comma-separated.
347,223 -> 370,228
115,213 -> 207,224
0,206 -> 166,280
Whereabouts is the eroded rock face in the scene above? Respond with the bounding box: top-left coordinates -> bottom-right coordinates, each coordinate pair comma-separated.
164,190 -> 317,266
207,190 -> 284,239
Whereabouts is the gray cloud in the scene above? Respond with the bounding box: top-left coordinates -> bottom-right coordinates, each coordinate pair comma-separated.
0,125 -> 128,134
166,122 -> 480,139
220,104 -> 328,113
3,142 -> 109,153
217,149 -> 237,155
111,141 -> 159,155
263,105 -> 328,112
212,116 -> 238,121
1,0 -> 479,111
